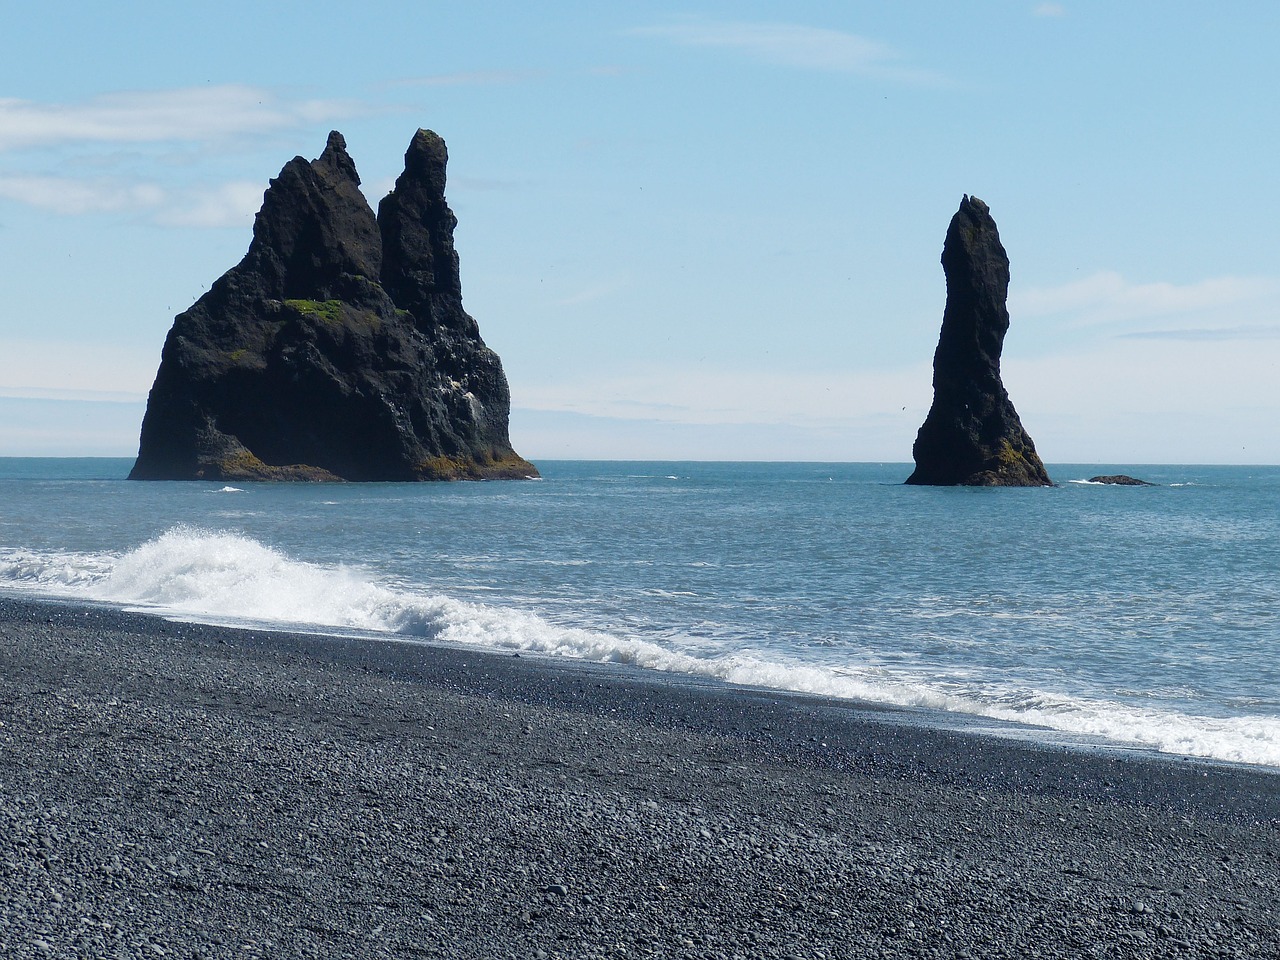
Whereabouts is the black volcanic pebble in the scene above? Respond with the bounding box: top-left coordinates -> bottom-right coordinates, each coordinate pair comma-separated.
2,596 -> 1277,958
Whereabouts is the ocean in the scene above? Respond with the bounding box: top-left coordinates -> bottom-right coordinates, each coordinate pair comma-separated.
1,458 -> 1277,768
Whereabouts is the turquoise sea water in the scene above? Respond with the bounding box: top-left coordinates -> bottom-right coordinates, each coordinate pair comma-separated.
1,458 -> 1277,767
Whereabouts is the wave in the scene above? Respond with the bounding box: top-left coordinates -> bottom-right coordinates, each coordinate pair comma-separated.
2,526 -> 1278,768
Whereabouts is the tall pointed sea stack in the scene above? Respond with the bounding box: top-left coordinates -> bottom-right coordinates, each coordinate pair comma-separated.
130,130 -> 536,482
906,196 -> 1050,487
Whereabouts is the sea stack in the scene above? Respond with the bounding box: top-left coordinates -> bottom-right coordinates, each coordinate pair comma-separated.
906,196 -> 1051,487
130,130 -> 537,482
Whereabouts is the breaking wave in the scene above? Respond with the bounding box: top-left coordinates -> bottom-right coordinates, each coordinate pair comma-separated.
1,526 -> 1277,768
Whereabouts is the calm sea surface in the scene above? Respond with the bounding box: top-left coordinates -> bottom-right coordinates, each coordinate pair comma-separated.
1,458 -> 1277,767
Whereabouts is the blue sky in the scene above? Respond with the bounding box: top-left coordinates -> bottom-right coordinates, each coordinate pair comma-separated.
1,2 -> 1277,463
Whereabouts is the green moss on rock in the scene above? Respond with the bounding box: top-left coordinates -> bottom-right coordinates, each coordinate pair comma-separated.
198,447 -> 342,483
284,299 -> 344,325
413,451 -> 539,481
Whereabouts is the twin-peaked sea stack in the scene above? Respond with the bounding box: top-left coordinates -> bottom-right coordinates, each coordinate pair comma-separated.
906,196 -> 1051,487
129,130 -> 537,482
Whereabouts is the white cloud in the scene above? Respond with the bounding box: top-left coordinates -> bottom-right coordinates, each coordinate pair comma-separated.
0,85 -> 362,152
1120,324 -> 1280,342
0,172 -> 264,227
518,363 -> 934,428
1005,338 -> 1275,416
156,180 -> 264,228
554,276 -> 632,307
515,329 -> 1280,463
1002,336 -> 1280,462
1011,270 -> 1279,330
632,17 -> 947,86
511,407 -> 910,463
0,340 -> 155,402
1033,3 -> 1066,17
0,174 -> 165,215
393,70 -> 546,87
0,395 -> 145,457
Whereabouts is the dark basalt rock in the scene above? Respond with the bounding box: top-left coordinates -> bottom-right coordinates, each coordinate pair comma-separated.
130,130 -> 537,482
1088,475 -> 1154,486
906,196 -> 1051,487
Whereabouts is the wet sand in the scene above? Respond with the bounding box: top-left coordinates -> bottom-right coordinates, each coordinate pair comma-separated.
1,596 -> 1277,959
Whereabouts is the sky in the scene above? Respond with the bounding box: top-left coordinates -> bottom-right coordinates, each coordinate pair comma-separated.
1,2 -> 1277,464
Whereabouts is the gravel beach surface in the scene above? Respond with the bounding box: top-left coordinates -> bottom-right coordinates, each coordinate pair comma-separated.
2,596 -> 1277,959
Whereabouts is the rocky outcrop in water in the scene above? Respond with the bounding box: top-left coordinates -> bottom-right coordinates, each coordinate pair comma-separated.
130,130 -> 536,482
1088,475 -> 1153,486
906,196 -> 1051,487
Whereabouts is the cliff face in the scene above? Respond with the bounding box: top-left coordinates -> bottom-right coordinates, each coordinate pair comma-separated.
129,130 -> 536,482
906,196 -> 1051,487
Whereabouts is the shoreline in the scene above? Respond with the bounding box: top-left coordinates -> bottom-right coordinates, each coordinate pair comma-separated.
11,589 -> 1278,777
3,595 -> 1278,957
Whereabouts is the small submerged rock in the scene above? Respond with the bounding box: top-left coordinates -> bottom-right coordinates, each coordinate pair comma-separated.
1087,475 -> 1154,486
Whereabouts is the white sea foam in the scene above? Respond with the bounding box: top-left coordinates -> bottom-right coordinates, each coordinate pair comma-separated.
2,526 -> 1278,768
214,486 -> 244,493
0,548 -> 115,590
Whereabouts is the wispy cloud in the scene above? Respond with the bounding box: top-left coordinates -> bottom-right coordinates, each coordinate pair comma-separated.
1011,270 -> 1278,329
518,363 -> 933,427
0,340 -> 155,401
392,70 -> 546,88
449,175 -> 530,192
155,180 -> 265,228
554,276 -> 632,307
0,85 -> 362,152
1004,337 -> 1274,416
0,385 -> 146,403
0,174 -> 165,215
1000,334 -> 1280,462
1033,3 -> 1066,17
0,172 -> 263,227
1119,324 -> 1280,342
631,17 -> 948,86
514,339 -> 1280,463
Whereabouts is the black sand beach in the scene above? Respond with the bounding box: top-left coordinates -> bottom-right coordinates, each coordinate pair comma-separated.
2,596 -> 1277,959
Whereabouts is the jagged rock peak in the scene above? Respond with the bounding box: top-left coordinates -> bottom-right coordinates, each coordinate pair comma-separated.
247,129 -> 381,302
129,129 -> 536,483
378,128 -> 464,324
906,196 -> 1051,487
316,130 -> 361,184
403,128 -> 448,183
